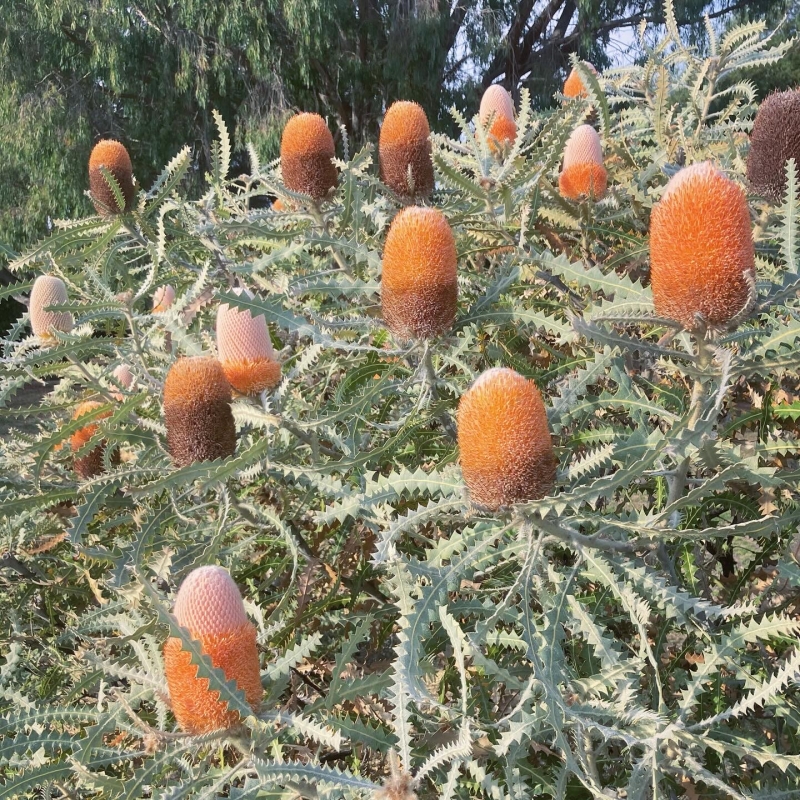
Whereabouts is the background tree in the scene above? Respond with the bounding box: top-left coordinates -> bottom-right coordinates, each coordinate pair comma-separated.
0,0 -> 793,259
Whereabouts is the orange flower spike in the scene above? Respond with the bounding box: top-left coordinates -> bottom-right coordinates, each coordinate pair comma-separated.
747,88 -> 800,204
280,112 -> 338,200
70,401 -> 115,479
163,357 -> 237,467
216,289 -> 281,395
563,63 -> 598,99
163,566 -> 263,734
381,207 -> 458,340
379,100 -> 434,200
650,162 -> 755,332
558,124 -> 607,201
479,85 -> 516,152
30,275 -> 73,340
88,140 -> 135,215
457,368 -> 556,511
152,285 -> 176,314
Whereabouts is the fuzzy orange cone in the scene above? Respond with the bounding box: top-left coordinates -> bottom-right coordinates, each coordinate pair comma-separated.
152,285 -> 176,314
70,401 -> 116,479
216,289 -> 281,395
163,565 -> 263,734
163,357 -> 237,467
30,275 -> 73,340
559,124 -> 607,201
381,207 -> 458,340
280,113 -> 338,200
650,162 -> 755,332
457,367 -> 556,510
563,63 -> 598,99
747,88 -> 800,203
479,85 -> 516,152
379,101 -> 434,200
88,140 -> 135,215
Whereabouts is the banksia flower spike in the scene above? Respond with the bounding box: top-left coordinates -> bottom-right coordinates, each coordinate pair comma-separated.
746,88 -> 800,203
379,100 -> 435,200
70,401 -> 116,479
216,289 -> 281,396
563,63 -> 598,99
479,85 -> 516,152
163,357 -> 237,467
152,285 -> 176,314
650,162 -> 755,333
381,207 -> 458,340
559,124 -> 607,201
88,139 -> 135,215
29,275 -> 73,340
457,368 -> 556,511
163,565 -> 263,734
110,364 -> 134,401
280,113 -> 338,201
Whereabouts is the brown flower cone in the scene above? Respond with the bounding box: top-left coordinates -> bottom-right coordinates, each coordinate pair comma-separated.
280,113 -> 338,200
30,275 -> 73,340
163,566 -> 263,734
457,368 -> 556,510
70,401 -> 117,479
163,357 -> 236,467
379,101 -> 434,200
650,162 -> 755,332
746,88 -> 800,204
381,207 -> 458,340
88,140 -> 135,215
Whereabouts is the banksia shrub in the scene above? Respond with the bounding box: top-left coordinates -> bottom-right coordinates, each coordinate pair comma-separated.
379,101 -> 434,200
280,113 -> 338,200
163,565 -> 263,734
70,401 -> 115,479
88,140 -> 135,215
559,124 -> 607,201
216,290 -> 281,395
152,284 -> 176,313
563,63 -> 598,99
163,357 -> 236,467
746,88 -> 800,203
29,275 -> 73,340
479,85 -> 516,151
650,161 -> 755,332
457,368 -> 556,510
381,207 -> 458,340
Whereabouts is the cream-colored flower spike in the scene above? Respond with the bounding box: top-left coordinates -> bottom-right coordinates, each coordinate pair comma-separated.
562,124 -> 603,169
110,364 -> 134,400
163,565 -> 263,734
173,565 -> 249,635
152,284 -> 176,313
216,288 -> 281,395
30,275 -> 73,340
559,124 -> 607,201
479,85 -> 515,126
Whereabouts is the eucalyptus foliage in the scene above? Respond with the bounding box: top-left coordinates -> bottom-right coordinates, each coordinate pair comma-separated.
2,8 -> 800,798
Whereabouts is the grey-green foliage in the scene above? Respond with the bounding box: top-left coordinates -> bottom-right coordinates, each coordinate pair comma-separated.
2,5 -> 800,798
